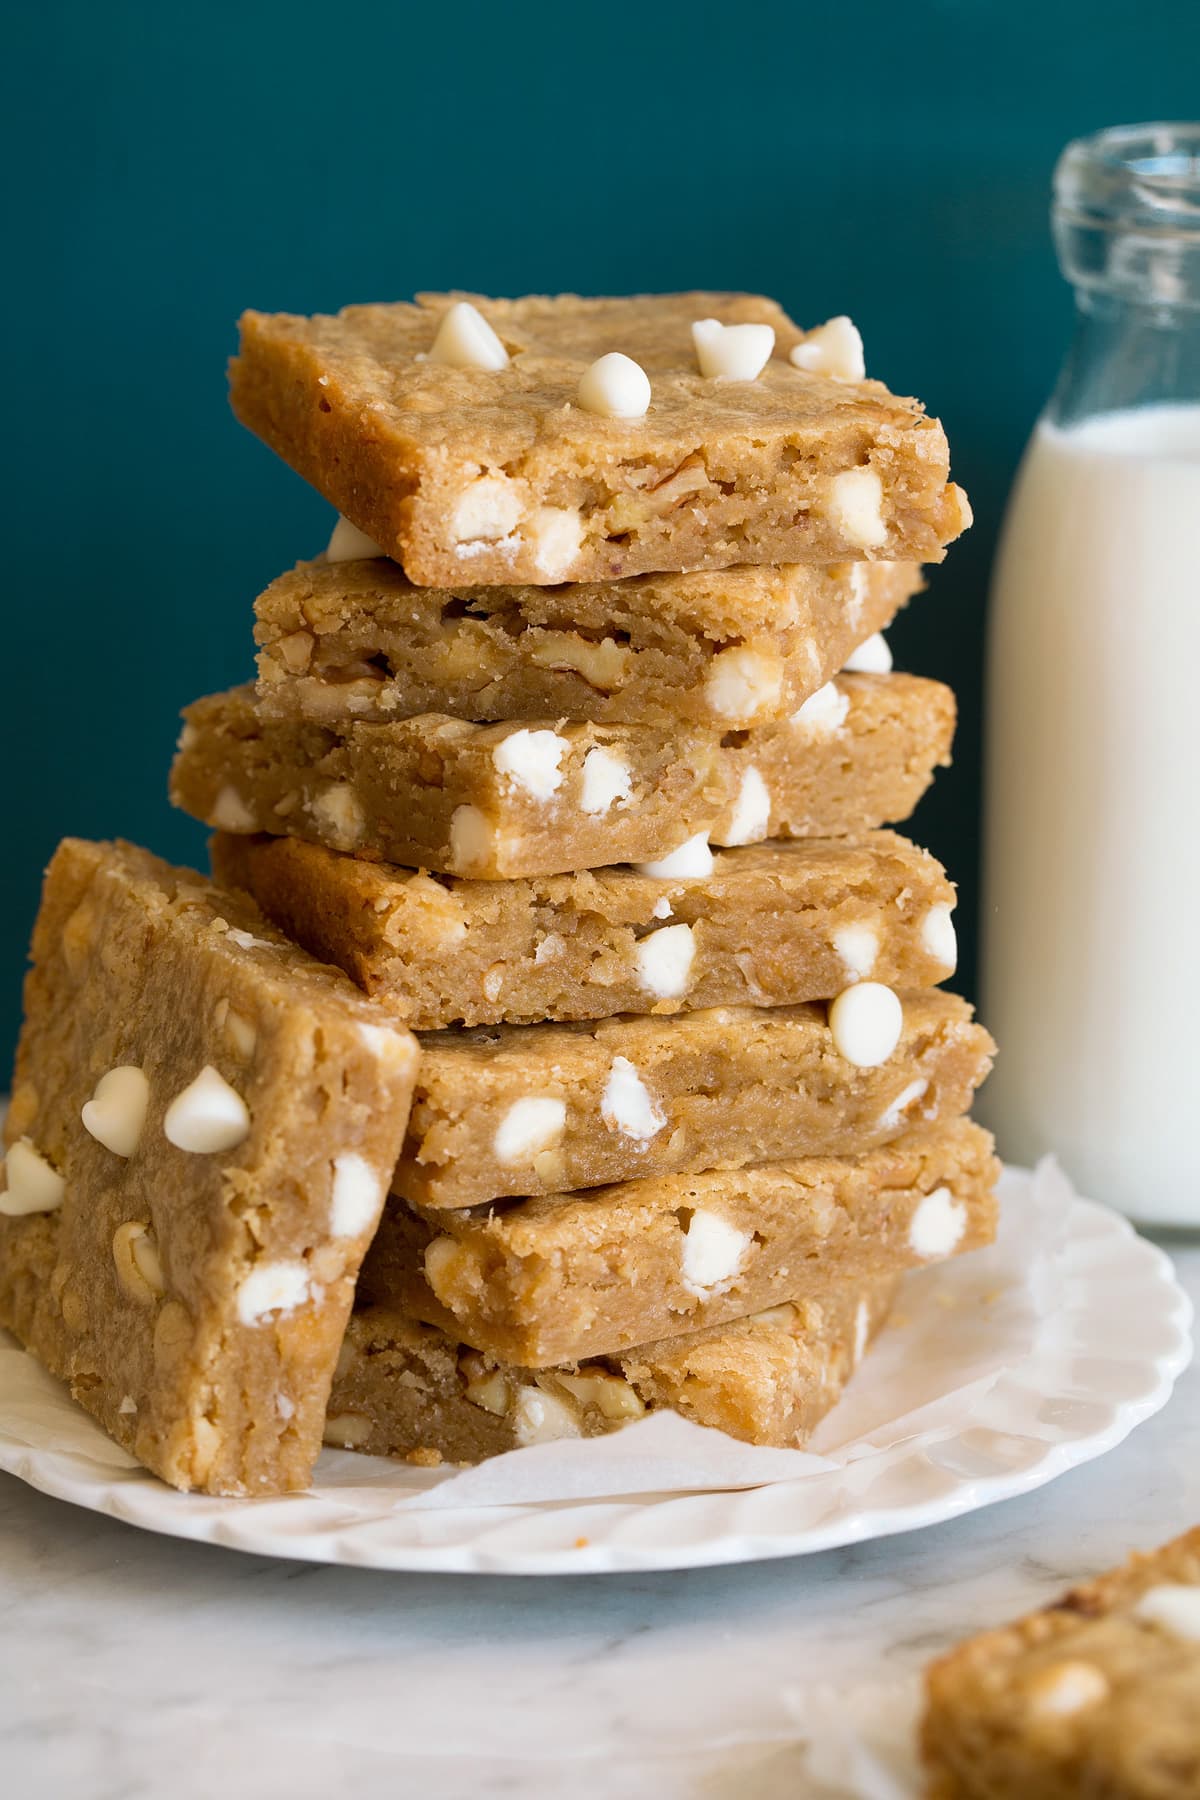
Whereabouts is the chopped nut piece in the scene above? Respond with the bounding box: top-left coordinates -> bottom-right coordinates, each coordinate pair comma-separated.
112,1222 -> 165,1303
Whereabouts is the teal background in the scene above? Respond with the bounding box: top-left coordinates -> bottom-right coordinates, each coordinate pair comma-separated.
4,0 -> 1198,1064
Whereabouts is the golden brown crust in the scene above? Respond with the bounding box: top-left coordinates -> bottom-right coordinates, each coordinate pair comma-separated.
230,292 -> 970,585
172,673 -> 956,879
0,839 -> 420,1495
360,1119 -> 1000,1365
211,829 -> 960,1030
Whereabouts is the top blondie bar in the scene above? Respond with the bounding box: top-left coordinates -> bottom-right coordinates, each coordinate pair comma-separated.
230,292 -> 972,586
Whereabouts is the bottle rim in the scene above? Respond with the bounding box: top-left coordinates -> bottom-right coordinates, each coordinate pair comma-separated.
1055,122 -> 1200,237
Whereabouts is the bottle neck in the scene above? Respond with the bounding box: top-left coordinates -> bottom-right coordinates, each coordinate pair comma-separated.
1046,289 -> 1200,429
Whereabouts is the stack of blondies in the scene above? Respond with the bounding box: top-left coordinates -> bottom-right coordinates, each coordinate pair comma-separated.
0,293 -> 997,1493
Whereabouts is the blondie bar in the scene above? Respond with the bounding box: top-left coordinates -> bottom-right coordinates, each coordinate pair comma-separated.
173,673 -> 955,878
326,1279 -> 899,1459
230,292 -> 971,585
0,839 -> 419,1496
254,553 -> 920,729
211,830 -> 960,1029
360,1120 -> 999,1365
397,993 -> 993,1208
923,1527 -> 1200,1799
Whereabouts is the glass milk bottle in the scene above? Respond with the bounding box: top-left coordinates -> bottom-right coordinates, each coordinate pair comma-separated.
981,123 -> 1200,1226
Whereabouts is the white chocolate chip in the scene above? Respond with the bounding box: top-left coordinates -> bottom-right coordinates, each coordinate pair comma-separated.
323,1411 -> 373,1449
329,1153 -> 385,1238
533,934 -> 563,965
215,999 -> 258,1061
492,728 -> 567,801
692,318 -> 775,381
81,1066 -> 150,1159
703,646 -> 784,722
326,514 -> 386,562
637,834 -> 714,880
792,680 -> 850,734
879,1077 -> 929,1131
513,1386 -> 582,1446
493,1096 -> 567,1165
1134,1585 -> 1200,1641
579,746 -> 631,815
357,1021 -> 413,1064
853,1297 -> 871,1366
681,1209 -> 752,1297
842,631 -> 893,674
921,903 -> 958,971
449,473 -> 524,545
576,352 -> 651,419
0,1140 -> 65,1217
828,982 -> 903,1068
276,1393 -> 295,1421
524,505 -> 583,579
832,923 -> 879,982
112,1221 -> 164,1303
1026,1660 -> 1111,1717
552,1370 -> 645,1422
211,786 -> 257,833
428,300 -> 509,371
652,896 -> 673,920
908,1185 -> 967,1259
824,467 -> 887,550
789,315 -> 866,382
163,1066 -> 251,1154
310,783 -> 366,849
448,804 -> 495,873
601,1056 -> 666,1143
721,766 -> 771,846
236,1261 -> 310,1326
118,1394 -> 138,1416
634,923 -> 695,999
224,927 -> 276,952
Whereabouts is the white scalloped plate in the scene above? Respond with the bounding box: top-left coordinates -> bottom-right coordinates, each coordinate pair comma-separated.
0,1169 -> 1190,1574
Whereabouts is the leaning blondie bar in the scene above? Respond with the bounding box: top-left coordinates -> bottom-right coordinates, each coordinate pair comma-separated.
360,1119 -> 999,1365
230,292 -> 971,585
326,1278 -> 899,1459
398,992 -> 994,1208
173,673 -> 955,878
922,1527 -> 1200,1799
211,830 -> 961,1029
254,553 -> 919,728
0,839 -> 419,1496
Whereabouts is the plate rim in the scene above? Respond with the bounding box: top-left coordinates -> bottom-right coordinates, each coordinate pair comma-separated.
0,1182 -> 1192,1576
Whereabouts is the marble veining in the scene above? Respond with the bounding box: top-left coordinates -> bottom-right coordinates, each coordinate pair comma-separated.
1,1242 -> 1197,1800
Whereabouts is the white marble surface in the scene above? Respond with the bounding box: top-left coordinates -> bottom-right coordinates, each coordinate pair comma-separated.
1,1237 -> 1195,1800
